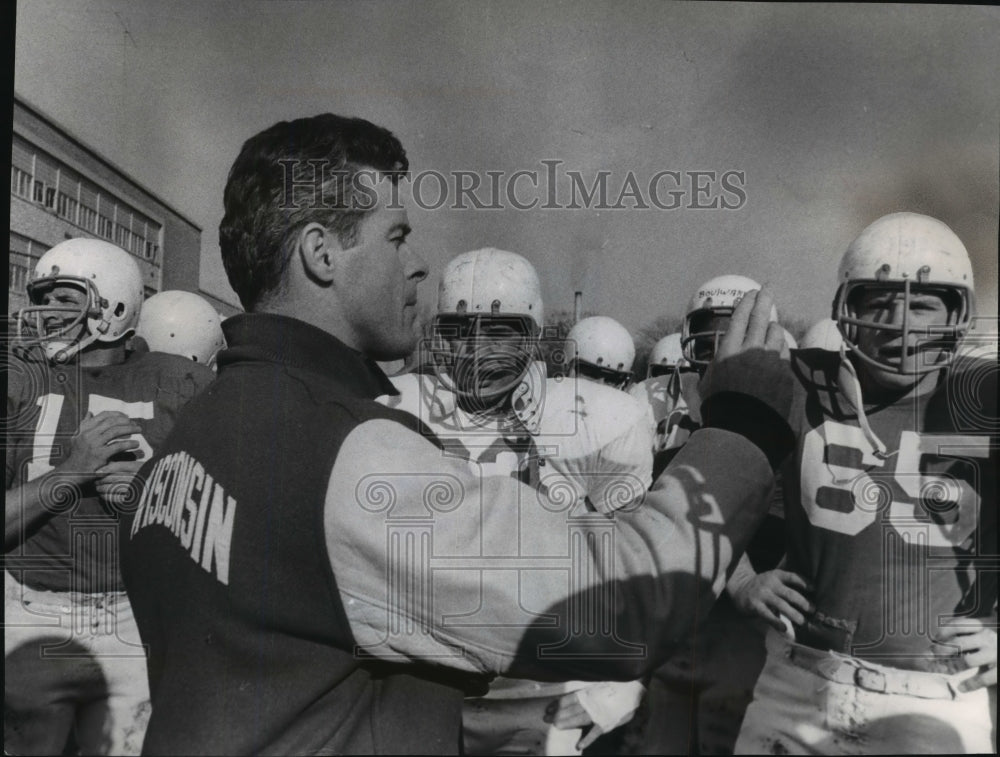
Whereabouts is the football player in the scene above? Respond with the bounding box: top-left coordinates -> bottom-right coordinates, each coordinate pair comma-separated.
379,248 -> 652,755
4,239 -> 215,755
629,332 -> 698,463
641,274 -> 786,756
731,213 -> 997,754
135,290 -> 227,370
651,275 -> 783,467
564,315 -> 636,390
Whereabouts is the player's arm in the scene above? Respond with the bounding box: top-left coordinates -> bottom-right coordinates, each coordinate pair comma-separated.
725,455 -> 812,630
5,411 -> 140,551
324,290 -> 796,680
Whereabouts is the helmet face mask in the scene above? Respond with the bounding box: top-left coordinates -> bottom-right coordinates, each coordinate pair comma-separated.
647,364 -> 673,378
431,313 -> 538,413
432,248 -> 544,414
682,309 -> 734,369
836,279 -> 970,377
19,278 -> 97,355
573,359 -> 632,389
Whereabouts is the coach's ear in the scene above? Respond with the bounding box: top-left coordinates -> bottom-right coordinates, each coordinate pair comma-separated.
298,222 -> 342,285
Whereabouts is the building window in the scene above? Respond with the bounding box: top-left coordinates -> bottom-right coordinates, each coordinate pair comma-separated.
33,152 -> 59,210
79,181 -> 100,233
9,257 -> 31,293
57,170 -> 81,224
9,233 -> 45,295
11,166 -> 32,197
57,192 -> 79,222
98,215 -> 114,239
79,206 -> 97,232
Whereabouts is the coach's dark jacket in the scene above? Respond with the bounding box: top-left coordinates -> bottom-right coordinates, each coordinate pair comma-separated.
120,314 -> 474,754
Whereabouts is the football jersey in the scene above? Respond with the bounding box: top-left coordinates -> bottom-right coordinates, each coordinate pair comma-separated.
5,349 -> 215,592
783,349 -> 997,671
377,368 -> 655,699
380,369 -> 655,515
630,373 -> 701,456
628,375 -> 678,427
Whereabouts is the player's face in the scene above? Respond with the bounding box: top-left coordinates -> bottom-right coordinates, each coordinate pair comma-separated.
447,318 -> 535,403
852,287 -> 956,389
689,312 -> 732,364
338,176 -> 428,361
32,282 -> 89,343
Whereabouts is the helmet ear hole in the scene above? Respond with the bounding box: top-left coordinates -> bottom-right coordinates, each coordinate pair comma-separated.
114,302 -> 126,318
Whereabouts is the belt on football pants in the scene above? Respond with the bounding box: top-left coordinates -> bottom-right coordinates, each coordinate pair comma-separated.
769,629 -> 970,700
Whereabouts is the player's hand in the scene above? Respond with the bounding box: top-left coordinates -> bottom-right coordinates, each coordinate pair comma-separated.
716,288 -> 787,360
699,289 -> 794,425
932,618 -> 997,691
95,460 -> 145,509
730,568 -> 814,631
61,412 -> 142,481
544,693 -> 602,750
544,681 -> 645,750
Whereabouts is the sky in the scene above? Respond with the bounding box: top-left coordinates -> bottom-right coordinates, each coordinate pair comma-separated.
13,1 -> 1000,336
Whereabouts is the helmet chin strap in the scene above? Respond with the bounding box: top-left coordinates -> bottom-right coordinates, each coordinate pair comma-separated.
837,343 -> 889,459
43,331 -> 100,364
510,362 -> 546,434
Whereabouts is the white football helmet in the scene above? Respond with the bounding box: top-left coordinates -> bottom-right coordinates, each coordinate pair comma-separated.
18,238 -> 145,363
432,249 -> 544,413
682,274 -> 777,368
647,332 -> 689,378
834,212 -> 974,375
437,248 -> 544,328
136,290 -> 226,369
801,318 -> 844,351
565,316 -> 635,389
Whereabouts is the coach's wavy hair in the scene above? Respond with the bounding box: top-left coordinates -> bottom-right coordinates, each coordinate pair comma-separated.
219,114 -> 409,311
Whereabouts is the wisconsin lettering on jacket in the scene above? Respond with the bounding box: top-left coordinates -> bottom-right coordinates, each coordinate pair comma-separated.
130,451 -> 237,585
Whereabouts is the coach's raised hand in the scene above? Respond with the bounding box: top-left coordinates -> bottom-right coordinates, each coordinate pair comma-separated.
698,289 -> 794,470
